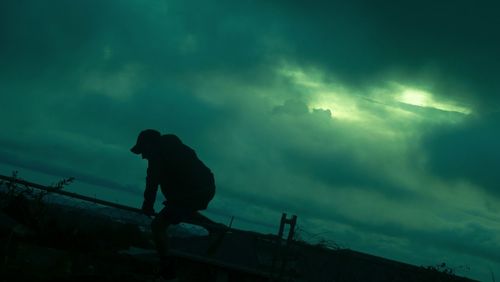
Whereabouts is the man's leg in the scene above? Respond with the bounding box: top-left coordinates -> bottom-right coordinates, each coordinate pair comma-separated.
151,215 -> 170,258
184,211 -> 229,235
151,207 -> 177,280
184,211 -> 215,226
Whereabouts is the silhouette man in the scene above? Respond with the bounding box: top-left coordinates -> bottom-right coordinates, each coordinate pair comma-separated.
131,129 -> 218,281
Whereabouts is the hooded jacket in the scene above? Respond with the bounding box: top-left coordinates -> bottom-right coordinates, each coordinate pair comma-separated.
142,134 -> 215,211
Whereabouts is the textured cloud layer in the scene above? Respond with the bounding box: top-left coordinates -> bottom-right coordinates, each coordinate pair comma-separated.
1,1 -> 499,280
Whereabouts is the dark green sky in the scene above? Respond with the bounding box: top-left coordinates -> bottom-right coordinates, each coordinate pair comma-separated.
1,0 -> 499,279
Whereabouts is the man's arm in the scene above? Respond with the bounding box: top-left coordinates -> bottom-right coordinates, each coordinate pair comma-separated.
142,166 -> 159,215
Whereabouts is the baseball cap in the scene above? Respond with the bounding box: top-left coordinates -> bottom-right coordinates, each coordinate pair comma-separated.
130,129 -> 161,154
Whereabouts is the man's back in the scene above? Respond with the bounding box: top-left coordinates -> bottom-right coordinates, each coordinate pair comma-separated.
147,134 -> 215,209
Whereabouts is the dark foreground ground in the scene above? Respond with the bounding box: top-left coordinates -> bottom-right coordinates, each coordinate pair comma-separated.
0,184 -> 477,282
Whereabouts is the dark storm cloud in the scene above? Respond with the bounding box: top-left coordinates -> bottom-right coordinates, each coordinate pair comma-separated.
1,1 -> 499,279
360,0 -> 500,108
422,111 -> 500,196
3,0 -> 498,110
0,0 -> 496,204
261,0 -> 500,109
0,0 -> 280,83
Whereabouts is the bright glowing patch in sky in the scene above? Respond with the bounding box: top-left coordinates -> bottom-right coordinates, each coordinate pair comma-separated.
396,85 -> 471,115
309,92 -> 364,121
279,66 -> 365,121
279,65 -> 472,128
399,89 -> 431,107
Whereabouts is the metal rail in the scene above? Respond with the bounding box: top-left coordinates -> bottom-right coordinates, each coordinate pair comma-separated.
0,174 -> 144,214
0,174 -> 229,231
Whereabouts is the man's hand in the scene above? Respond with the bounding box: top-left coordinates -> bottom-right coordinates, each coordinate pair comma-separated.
141,202 -> 156,216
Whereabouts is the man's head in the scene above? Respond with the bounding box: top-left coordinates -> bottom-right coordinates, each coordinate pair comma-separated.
131,129 -> 162,159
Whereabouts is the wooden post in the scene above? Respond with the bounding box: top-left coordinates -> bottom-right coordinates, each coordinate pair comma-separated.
272,213 -> 298,280
277,213 -> 287,240
286,215 -> 297,244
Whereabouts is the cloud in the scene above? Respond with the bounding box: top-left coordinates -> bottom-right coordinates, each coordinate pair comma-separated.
422,111 -> 500,197
272,99 -> 309,116
3,0 -> 498,111
1,1 -> 499,280
264,0 -> 500,110
81,64 -> 145,100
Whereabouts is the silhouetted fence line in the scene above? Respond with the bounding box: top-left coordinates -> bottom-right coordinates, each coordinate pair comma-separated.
0,173 -> 144,214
